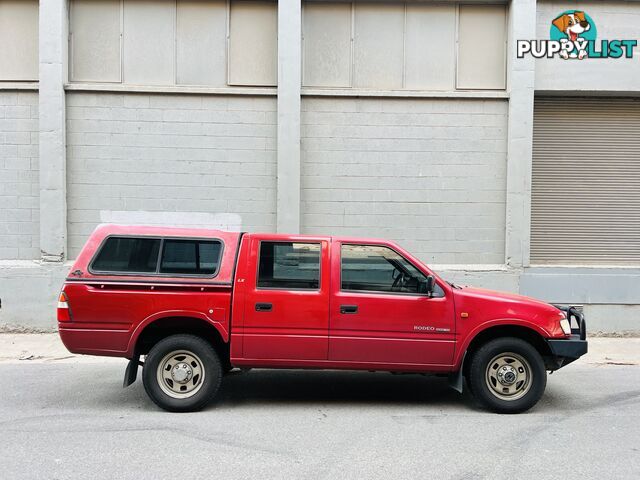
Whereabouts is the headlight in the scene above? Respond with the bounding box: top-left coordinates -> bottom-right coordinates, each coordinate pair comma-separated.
560,318 -> 571,335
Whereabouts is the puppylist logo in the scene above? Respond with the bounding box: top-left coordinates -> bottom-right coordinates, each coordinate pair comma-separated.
518,10 -> 638,60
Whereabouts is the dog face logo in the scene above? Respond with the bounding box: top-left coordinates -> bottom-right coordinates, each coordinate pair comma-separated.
550,10 -> 595,59
552,11 -> 590,42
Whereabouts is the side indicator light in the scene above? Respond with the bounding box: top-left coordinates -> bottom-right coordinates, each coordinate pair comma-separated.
461,312 -> 469,318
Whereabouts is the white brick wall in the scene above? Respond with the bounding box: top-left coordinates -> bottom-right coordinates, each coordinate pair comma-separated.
66,92 -> 277,258
0,91 -> 39,260
301,97 -> 508,264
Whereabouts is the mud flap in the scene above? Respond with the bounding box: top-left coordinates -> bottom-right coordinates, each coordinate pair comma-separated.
448,371 -> 464,394
123,355 -> 141,388
448,352 -> 466,394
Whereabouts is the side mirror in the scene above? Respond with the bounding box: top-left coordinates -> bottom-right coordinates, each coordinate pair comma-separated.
420,275 -> 435,296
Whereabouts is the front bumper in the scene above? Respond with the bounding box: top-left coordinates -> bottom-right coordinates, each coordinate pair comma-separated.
548,335 -> 588,359
546,305 -> 588,369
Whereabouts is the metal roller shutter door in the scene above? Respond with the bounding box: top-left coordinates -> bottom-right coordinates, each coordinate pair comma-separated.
531,97 -> 640,265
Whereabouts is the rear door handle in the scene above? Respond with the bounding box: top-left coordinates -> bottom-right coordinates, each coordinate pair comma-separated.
255,302 -> 273,312
340,304 -> 358,314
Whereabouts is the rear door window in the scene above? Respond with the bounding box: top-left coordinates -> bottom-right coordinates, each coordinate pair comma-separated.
257,242 -> 321,289
91,237 -> 161,273
159,239 -> 222,275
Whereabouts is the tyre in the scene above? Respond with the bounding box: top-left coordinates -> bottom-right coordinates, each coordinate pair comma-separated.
468,337 -> 547,414
142,334 -> 222,412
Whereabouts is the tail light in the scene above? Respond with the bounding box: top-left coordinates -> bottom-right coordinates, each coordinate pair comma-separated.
57,291 -> 72,322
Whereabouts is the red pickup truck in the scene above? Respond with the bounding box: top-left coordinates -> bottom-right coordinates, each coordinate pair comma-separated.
58,224 -> 587,413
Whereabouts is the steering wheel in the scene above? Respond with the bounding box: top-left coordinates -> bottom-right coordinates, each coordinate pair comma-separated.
392,272 -> 407,291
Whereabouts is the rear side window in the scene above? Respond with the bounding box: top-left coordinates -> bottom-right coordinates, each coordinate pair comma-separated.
90,236 -> 222,276
257,242 -> 320,289
91,237 -> 160,273
159,239 -> 222,275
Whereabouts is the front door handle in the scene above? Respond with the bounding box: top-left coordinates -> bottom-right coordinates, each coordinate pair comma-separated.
255,302 -> 273,312
340,304 -> 358,314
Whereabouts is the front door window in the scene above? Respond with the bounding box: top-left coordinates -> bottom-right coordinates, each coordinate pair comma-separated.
341,244 -> 436,295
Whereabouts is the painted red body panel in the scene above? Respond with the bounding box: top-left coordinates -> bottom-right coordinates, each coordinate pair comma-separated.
233,234 -> 332,361
327,238 -> 455,367
59,225 -> 569,372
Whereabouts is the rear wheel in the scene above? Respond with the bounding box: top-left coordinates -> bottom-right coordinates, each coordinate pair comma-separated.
142,334 -> 222,412
468,337 -> 546,414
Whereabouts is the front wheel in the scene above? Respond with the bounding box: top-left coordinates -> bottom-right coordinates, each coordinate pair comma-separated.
468,337 -> 547,414
142,334 -> 222,412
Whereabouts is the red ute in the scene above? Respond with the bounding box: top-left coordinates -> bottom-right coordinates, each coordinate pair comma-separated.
58,224 -> 587,413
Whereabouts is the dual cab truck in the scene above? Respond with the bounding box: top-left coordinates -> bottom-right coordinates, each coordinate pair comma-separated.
58,225 -> 587,413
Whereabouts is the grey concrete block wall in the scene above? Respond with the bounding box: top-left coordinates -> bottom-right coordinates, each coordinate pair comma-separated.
300,97 -> 508,264
0,262 -> 68,330
0,91 -> 39,260
65,93 -> 277,258
1,0 -> 639,333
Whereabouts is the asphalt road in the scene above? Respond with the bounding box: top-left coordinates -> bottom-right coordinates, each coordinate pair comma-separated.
0,359 -> 638,480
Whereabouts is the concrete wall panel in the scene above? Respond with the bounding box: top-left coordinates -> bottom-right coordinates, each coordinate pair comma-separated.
353,3 -> 404,89
301,97 -> 509,265
303,2 -> 352,88
70,0 -> 121,82
458,4 -> 507,90
123,0 -> 175,85
176,0 -> 227,86
66,92 -> 277,258
0,0 -> 39,81
228,1 -> 278,86
405,4 -> 456,90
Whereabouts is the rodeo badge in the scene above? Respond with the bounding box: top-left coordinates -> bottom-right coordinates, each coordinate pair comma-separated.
517,10 -> 638,60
